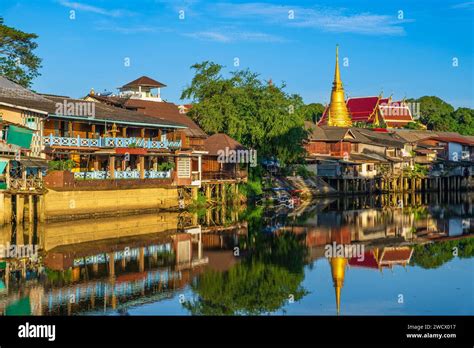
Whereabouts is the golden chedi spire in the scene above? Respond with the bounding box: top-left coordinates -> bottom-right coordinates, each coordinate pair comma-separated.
330,256 -> 348,315
327,45 -> 352,127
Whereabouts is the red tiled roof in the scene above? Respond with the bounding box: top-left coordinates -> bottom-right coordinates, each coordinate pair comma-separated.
380,247 -> 413,263
347,96 -> 380,122
203,133 -> 246,156
123,99 -> 207,138
348,251 -> 379,269
90,95 -> 207,138
433,136 -> 474,146
317,106 -> 330,125
385,122 -> 411,128
318,96 -> 414,127
379,105 -> 413,121
121,76 -> 166,89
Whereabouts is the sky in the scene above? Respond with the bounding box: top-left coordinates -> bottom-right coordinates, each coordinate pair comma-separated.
1,0 -> 473,108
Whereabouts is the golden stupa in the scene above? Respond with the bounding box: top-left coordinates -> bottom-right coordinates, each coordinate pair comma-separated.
330,256 -> 348,315
327,45 -> 352,127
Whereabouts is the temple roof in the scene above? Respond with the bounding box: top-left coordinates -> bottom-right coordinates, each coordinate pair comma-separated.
347,96 -> 381,122
319,95 -> 413,128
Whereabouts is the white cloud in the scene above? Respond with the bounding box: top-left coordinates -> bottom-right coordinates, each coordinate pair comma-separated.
213,2 -> 410,36
58,1 -> 135,18
182,30 -> 285,43
451,1 -> 474,9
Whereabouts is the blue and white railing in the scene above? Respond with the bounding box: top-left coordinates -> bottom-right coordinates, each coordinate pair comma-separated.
74,170 -> 171,180
43,135 -> 181,150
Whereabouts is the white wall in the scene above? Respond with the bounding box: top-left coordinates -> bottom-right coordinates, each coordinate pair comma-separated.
448,143 -> 463,162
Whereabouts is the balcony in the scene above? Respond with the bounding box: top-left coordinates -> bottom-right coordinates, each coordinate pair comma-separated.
9,177 -> 44,191
202,170 -> 248,182
42,134 -> 181,150
74,170 -> 171,180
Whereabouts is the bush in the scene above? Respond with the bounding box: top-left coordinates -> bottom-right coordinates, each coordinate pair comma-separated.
157,161 -> 175,171
48,160 -> 76,171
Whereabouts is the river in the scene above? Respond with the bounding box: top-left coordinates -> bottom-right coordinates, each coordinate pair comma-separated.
0,192 -> 472,315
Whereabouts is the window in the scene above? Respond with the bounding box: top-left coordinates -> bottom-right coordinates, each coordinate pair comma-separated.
177,157 -> 191,178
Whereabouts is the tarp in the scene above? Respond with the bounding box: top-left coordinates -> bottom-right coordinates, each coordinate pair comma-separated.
19,159 -> 48,169
6,125 -> 34,149
6,297 -> 31,316
0,160 -> 7,174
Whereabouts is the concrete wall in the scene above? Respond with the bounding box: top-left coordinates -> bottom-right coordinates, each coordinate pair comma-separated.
44,187 -> 179,220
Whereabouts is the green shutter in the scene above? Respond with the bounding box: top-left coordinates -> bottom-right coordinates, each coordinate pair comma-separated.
6,125 -> 34,149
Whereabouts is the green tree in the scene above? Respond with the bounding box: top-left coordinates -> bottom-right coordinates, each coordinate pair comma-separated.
301,103 -> 325,123
404,121 -> 425,130
183,231 -> 309,315
408,96 -> 473,135
183,261 -> 307,315
451,108 -> 474,135
412,96 -> 454,130
411,238 -> 474,269
0,17 -> 42,88
181,61 -> 308,167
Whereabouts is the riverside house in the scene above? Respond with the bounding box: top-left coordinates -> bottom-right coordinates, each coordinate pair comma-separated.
304,122 -> 413,178
0,76 -> 205,187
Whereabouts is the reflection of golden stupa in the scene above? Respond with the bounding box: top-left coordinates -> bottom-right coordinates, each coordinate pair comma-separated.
327,45 -> 352,127
330,257 -> 348,315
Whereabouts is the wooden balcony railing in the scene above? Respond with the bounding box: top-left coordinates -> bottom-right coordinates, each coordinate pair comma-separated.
9,177 -> 44,190
73,170 -> 171,180
42,134 -> 181,150
202,171 -> 248,181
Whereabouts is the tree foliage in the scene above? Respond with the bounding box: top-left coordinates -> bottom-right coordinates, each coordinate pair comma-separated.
181,61 -> 308,166
0,17 -> 42,88
408,96 -> 473,135
411,237 -> 474,269
183,231 -> 308,315
301,102 -> 325,123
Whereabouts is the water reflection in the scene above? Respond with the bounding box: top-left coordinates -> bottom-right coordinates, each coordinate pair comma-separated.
0,192 -> 473,315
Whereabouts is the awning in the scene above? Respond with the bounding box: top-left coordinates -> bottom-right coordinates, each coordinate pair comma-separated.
19,158 -> 48,169
6,125 -> 34,149
0,160 -> 7,174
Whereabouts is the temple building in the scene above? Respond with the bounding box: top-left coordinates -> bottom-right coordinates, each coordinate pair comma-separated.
318,46 -> 415,129
325,45 -> 352,128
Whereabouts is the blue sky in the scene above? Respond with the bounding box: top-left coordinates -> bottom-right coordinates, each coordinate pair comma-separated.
1,0 -> 473,107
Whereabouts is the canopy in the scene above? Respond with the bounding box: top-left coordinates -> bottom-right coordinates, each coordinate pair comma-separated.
7,125 -> 34,149
0,160 -> 7,174
19,158 -> 48,169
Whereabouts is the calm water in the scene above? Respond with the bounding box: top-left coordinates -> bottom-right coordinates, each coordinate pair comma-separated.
0,192 -> 473,316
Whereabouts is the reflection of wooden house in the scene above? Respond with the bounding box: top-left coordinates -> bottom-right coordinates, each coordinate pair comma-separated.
304,226 -> 352,247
